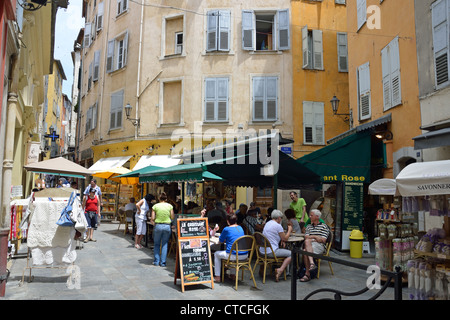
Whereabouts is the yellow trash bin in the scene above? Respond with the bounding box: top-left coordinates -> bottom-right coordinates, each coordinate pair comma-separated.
349,230 -> 364,258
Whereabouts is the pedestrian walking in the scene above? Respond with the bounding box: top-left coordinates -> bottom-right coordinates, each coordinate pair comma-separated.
82,188 -> 100,242
150,192 -> 174,267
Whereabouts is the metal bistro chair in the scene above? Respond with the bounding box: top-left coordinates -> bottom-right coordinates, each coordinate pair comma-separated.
316,231 -> 334,279
221,235 -> 258,291
117,208 -> 126,234
253,232 -> 287,283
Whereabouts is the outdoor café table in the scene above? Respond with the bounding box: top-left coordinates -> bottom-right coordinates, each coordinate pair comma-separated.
286,233 -> 305,268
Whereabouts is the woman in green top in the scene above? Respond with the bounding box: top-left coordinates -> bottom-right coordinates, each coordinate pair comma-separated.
151,192 -> 174,267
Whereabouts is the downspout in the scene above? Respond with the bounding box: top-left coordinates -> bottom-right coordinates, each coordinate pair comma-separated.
135,0 -> 145,139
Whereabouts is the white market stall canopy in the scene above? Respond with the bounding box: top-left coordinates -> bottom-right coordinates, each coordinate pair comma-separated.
396,160 -> 450,196
368,178 -> 398,196
24,157 -> 93,177
132,155 -> 181,171
89,156 -> 132,172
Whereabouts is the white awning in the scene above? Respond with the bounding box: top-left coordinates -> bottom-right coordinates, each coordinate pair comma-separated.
396,160 -> 450,196
368,178 -> 398,196
89,156 -> 132,172
132,155 -> 181,171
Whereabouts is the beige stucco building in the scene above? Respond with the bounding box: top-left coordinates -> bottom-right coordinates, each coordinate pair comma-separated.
79,0 -> 293,173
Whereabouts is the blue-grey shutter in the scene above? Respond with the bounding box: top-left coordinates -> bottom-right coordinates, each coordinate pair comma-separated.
218,10 -> 231,51
242,10 -> 255,51
277,9 -> 290,50
206,11 -> 218,52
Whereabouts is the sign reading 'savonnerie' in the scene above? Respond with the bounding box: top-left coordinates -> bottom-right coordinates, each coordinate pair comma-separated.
175,218 -> 214,292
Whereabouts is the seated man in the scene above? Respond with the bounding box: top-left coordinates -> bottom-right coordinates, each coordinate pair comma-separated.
242,209 -> 264,234
300,209 -> 330,282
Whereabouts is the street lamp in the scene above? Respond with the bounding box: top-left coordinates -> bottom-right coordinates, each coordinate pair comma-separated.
124,103 -> 140,127
330,95 -> 353,128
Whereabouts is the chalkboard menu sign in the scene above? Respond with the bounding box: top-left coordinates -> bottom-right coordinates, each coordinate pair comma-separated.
175,218 -> 214,292
178,219 -> 208,238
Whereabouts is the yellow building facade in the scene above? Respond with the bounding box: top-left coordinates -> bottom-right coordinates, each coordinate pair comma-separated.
291,0 -> 349,159
347,0 -> 422,178
42,60 -> 66,160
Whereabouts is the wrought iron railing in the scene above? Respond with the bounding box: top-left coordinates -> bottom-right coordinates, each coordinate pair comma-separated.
290,247 -> 403,300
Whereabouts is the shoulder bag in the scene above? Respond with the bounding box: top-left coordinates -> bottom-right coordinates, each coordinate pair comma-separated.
56,191 -> 76,227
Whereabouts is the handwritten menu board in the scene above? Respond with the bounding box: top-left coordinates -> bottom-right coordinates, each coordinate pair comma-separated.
178,219 -> 208,238
342,182 -> 364,231
175,218 -> 214,292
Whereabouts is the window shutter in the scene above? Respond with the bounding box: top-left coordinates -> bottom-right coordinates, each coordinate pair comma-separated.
431,0 -> 449,88
314,102 -> 325,145
93,50 -> 100,81
84,22 -> 91,48
88,62 -> 93,90
266,77 -> 277,120
357,0 -> 367,31
253,77 -> 264,120
358,62 -> 371,120
218,10 -> 231,51
97,2 -> 104,31
206,11 -> 218,52
205,78 -> 216,121
92,102 -> 98,129
122,31 -> 128,67
389,37 -> 401,107
302,26 -> 309,68
312,30 -> 323,70
381,45 -> 391,111
110,90 -> 124,129
277,9 -> 290,51
106,40 -> 114,73
303,101 -> 314,144
242,10 -> 255,51
337,32 -> 348,72
217,78 -> 228,120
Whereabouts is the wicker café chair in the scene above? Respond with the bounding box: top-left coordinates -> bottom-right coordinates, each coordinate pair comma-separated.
220,235 -> 258,291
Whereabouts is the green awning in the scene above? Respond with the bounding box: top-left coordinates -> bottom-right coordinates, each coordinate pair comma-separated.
139,163 -> 223,183
297,131 -> 372,183
116,165 -> 163,178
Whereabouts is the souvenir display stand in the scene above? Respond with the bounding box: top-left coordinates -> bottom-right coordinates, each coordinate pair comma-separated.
18,188 -> 83,286
394,161 -> 450,300
369,179 -> 418,277
100,184 -> 117,221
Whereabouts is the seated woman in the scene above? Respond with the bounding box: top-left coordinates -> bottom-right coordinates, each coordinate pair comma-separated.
261,209 -> 293,282
213,213 -> 247,282
284,208 -> 301,234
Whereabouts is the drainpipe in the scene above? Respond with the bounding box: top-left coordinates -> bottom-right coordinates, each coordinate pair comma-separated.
134,0 -> 145,140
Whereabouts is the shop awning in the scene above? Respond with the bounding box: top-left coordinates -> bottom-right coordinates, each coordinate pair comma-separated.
89,156 -> 132,172
139,162 -> 224,183
413,127 -> 450,150
139,151 -> 320,188
132,155 -> 181,170
396,160 -> 450,196
24,157 -> 93,177
297,131 -> 373,183
368,178 -> 398,195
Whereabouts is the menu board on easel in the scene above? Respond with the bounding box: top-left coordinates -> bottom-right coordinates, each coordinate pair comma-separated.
174,218 -> 214,292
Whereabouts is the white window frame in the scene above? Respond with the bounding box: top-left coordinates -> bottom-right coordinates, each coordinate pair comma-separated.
303,101 -> 325,145
204,77 -> 229,122
175,32 -> 183,54
251,76 -> 278,122
161,13 -> 186,58
242,9 -> 290,51
106,31 -> 128,73
381,36 -> 401,111
117,0 -> 128,16
158,77 -> 185,127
